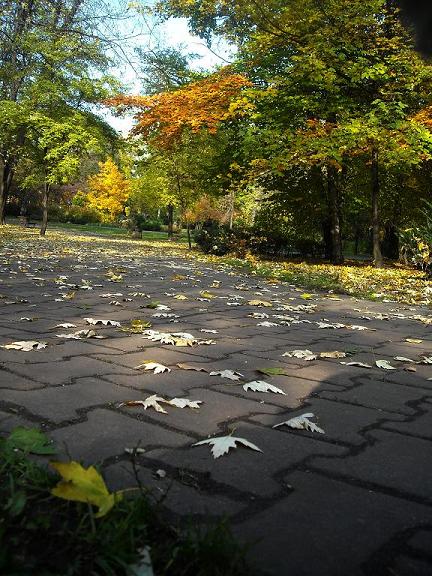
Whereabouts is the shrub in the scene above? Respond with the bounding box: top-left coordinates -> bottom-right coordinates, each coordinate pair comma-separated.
49,205 -> 102,224
194,225 -> 240,255
400,228 -> 432,275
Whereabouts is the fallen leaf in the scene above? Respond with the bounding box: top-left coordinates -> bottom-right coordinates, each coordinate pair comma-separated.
394,356 -> 415,363
257,321 -> 279,327
192,435 -> 262,459
248,299 -> 272,307
319,351 -> 346,359
120,396 -> 168,414
405,338 -> 423,344
176,363 -> 208,372
84,318 -> 121,327
243,380 -> 286,394
173,294 -> 188,300
209,370 -> 244,381
273,413 -> 324,434
134,361 -> 171,374
1,340 -> 47,351
168,398 -> 202,409
282,349 -> 317,360
376,359 -> 397,370
51,461 -> 121,517
340,361 -> 372,368
257,367 -> 289,376
52,322 -> 76,329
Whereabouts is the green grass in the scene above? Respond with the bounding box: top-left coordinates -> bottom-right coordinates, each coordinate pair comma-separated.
1,429 -> 251,576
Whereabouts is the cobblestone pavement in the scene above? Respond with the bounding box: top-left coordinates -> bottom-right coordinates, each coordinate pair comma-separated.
0,235 -> 431,575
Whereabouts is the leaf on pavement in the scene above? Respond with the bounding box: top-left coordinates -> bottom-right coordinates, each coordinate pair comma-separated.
340,361 -> 372,368
248,300 -> 272,307
51,461 -> 121,518
168,398 -> 202,409
375,359 -> 397,370
192,435 -> 262,459
209,370 -> 244,381
52,323 -> 77,329
84,318 -> 121,327
282,349 -> 317,360
257,367 -> 289,377
405,338 -> 423,343
319,351 -> 346,358
273,413 -> 324,434
1,340 -> 47,351
134,361 -> 171,374
120,396 -> 169,414
176,363 -> 208,372
243,380 -> 286,394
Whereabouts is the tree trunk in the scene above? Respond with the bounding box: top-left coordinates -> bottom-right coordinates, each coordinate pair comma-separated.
167,204 -> 174,239
327,165 -> 344,264
40,182 -> 50,236
186,222 -> 192,249
371,147 -> 383,267
0,160 -> 13,225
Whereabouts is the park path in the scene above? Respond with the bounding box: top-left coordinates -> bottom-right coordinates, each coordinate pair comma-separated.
0,232 -> 431,575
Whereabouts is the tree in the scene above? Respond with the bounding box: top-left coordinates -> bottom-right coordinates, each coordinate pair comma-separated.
86,158 -> 131,222
0,0 -> 122,223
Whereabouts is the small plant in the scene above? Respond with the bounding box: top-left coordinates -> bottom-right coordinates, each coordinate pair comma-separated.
1,427 -> 251,576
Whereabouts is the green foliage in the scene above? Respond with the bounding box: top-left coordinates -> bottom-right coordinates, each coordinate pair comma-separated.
49,204 -> 103,225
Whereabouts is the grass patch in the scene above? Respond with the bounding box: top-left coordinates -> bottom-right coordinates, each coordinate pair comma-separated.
1,429 -> 251,576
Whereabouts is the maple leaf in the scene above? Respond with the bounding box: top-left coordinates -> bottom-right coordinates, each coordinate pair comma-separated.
340,361 -> 372,368
84,318 -> 121,327
248,312 -> 269,319
405,338 -> 423,343
52,322 -> 76,329
248,299 -> 272,307
192,435 -> 262,459
168,398 -> 202,409
120,396 -> 169,413
273,413 -> 324,434
257,367 -> 289,377
51,461 -> 121,518
243,380 -> 286,394
1,340 -> 47,351
257,321 -> 279,327
56,329 -> 105,339
282,349 -> 317,360
176,363 -> 208,372
319,351 -> 346,358
375,359 -> 397,370
134,361 -> 171,374
209,370 -> 244,381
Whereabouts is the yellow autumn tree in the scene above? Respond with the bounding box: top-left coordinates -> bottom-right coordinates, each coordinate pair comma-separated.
86,158 -> 130,222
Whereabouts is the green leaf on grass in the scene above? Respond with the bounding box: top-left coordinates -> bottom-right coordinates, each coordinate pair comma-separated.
8,427 -> 56,455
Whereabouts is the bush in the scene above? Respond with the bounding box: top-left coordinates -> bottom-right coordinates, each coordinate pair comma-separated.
400,228 -> 432,275
125,213 -> 163,232
48,205 -> 102,224
194,225 -> 241,255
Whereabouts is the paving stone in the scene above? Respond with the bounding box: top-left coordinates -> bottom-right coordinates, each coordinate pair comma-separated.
5,357 -> 136,385
120,388 -> 283,436
0,367 -> 46,390
382,403 -> 432,439
51,409 -> 193,464
250,398 -> 406,445
317,377 -> 430,415
391,556 -> 432,576
235,471 -> 432,576
409,529 -> 432,556
0,378 -> 142,423
310,429 -> 432,500
145,422 -> 346,496
103,461 -> 246,518
0,410 -> 33,433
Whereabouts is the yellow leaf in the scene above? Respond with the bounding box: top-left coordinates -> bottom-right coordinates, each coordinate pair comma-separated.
50,461 -> 121,518
174,294 -> 188,300
199,290 -> 215,299
248,300 -> 272,307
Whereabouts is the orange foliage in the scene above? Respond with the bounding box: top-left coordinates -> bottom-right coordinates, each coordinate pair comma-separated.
106,72 -> 252,147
